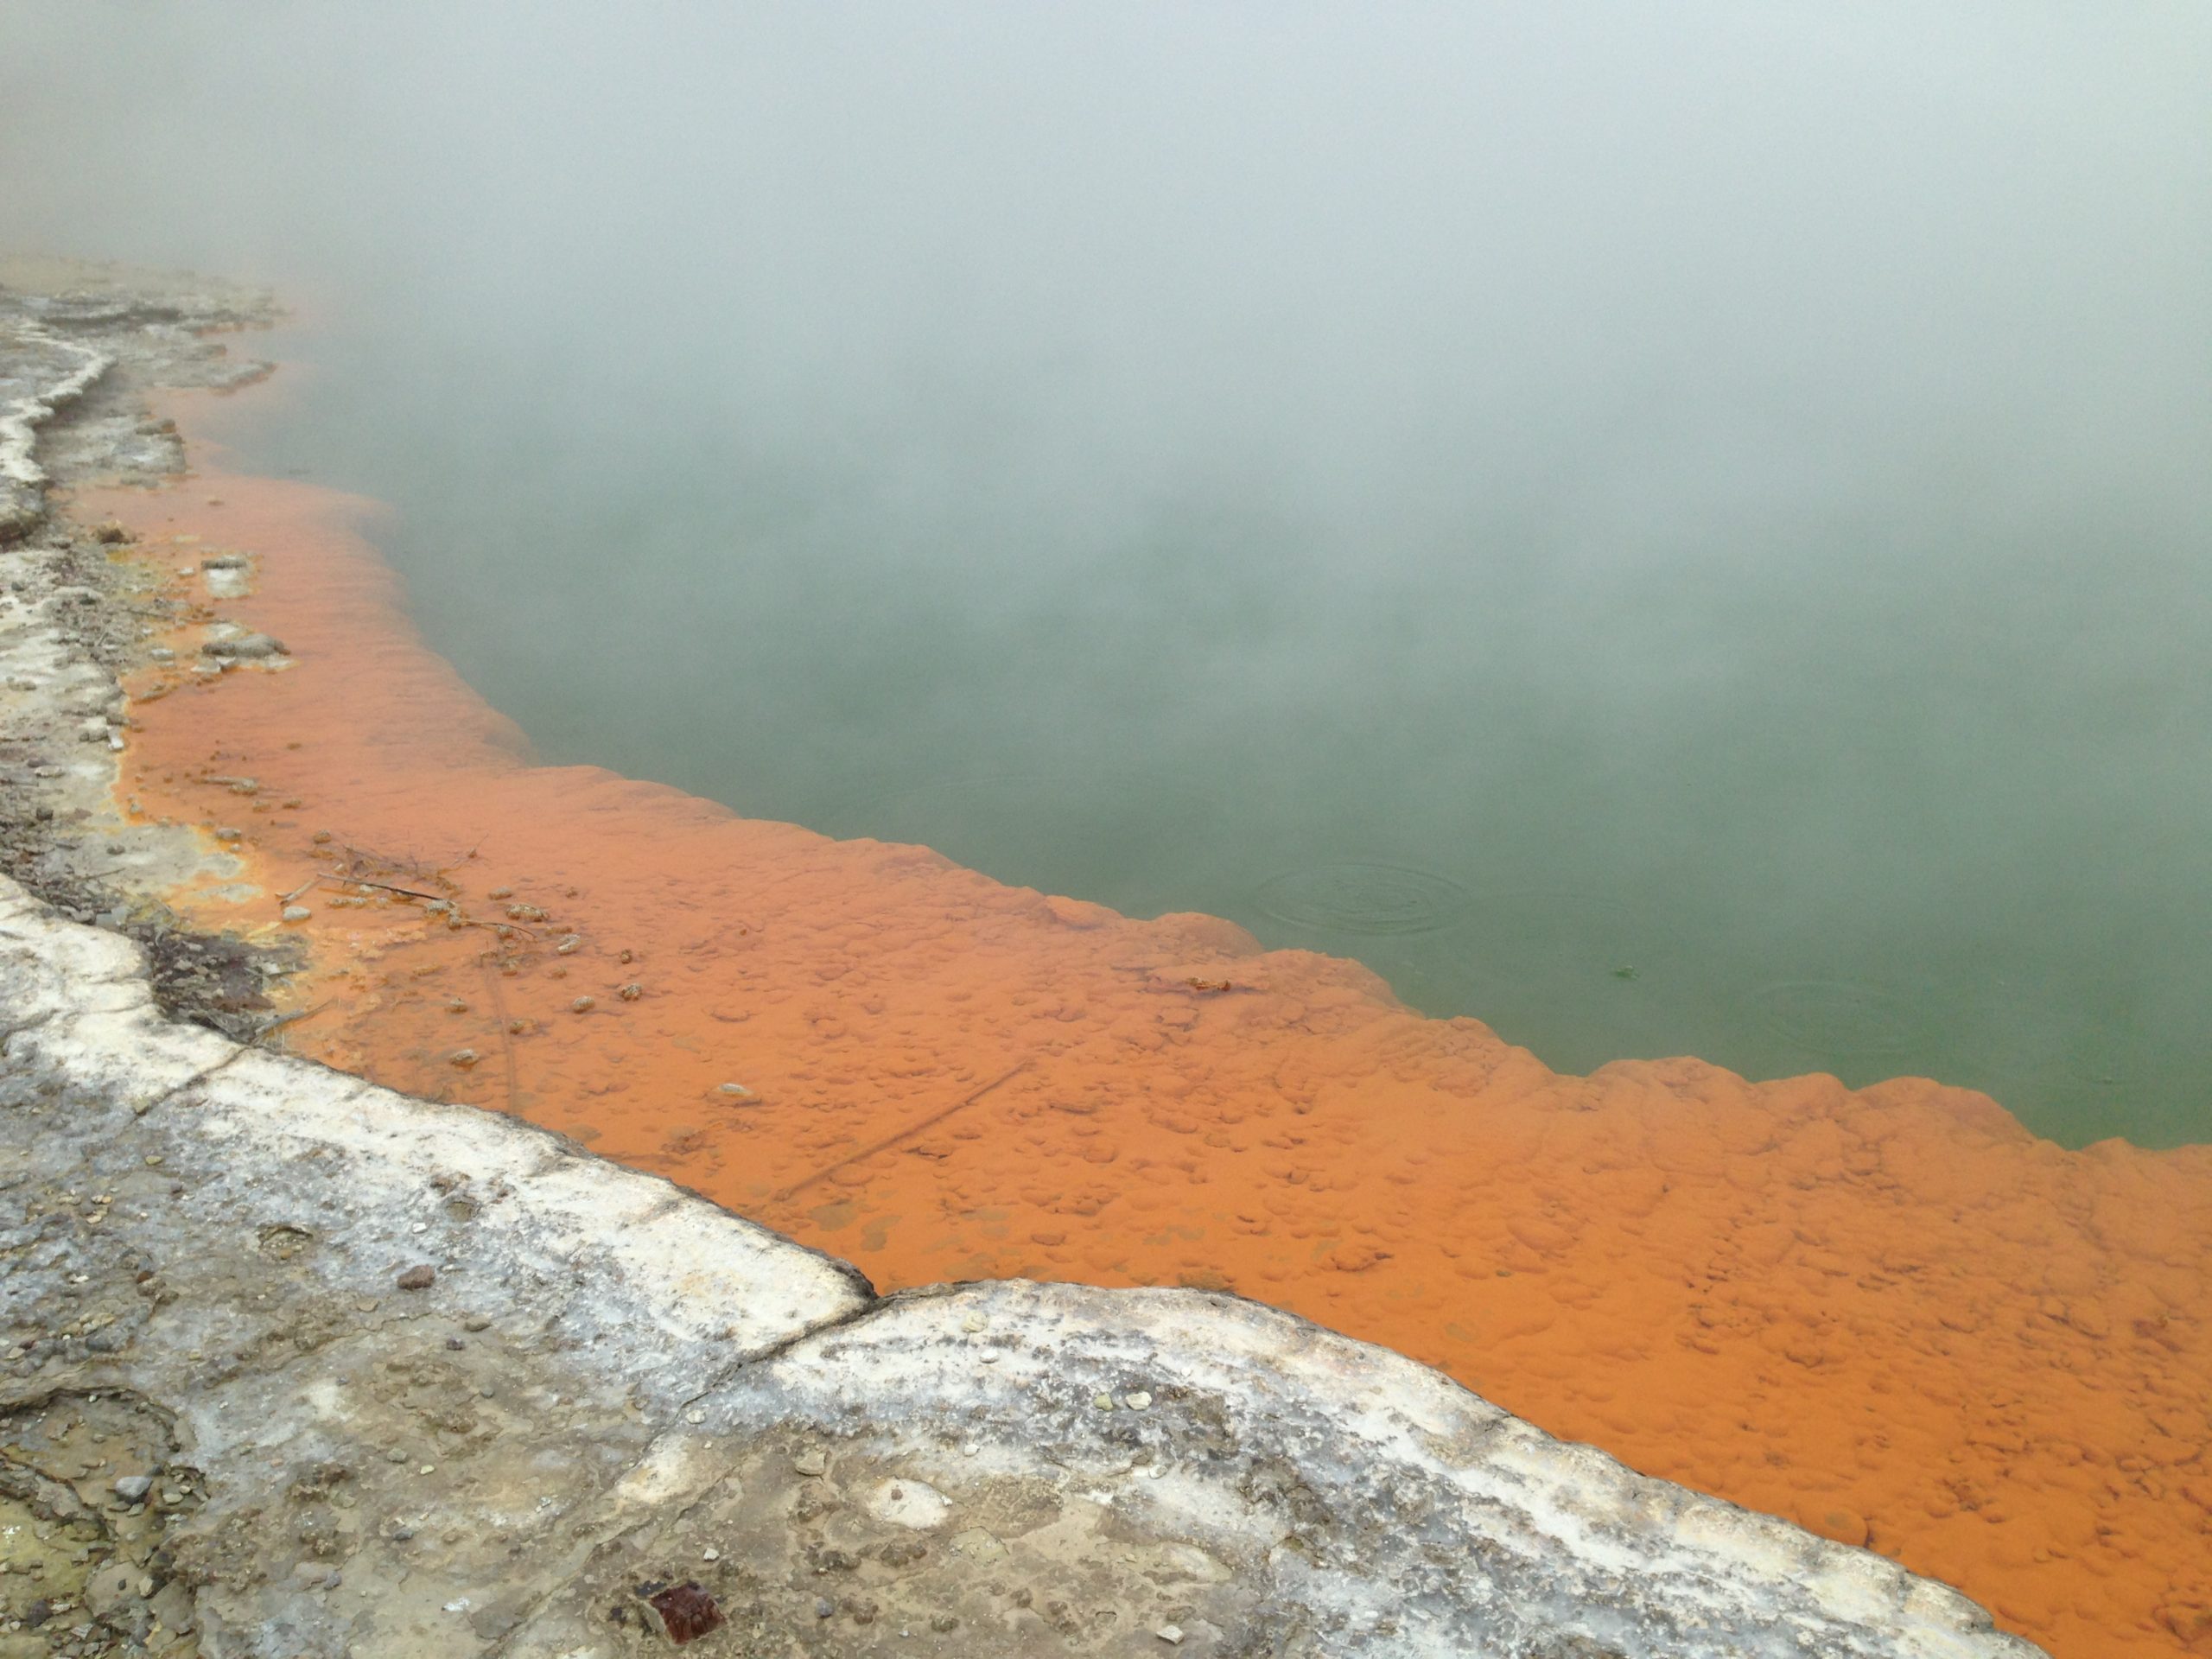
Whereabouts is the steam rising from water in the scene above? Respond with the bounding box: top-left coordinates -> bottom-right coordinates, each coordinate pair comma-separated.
7,3 -> 2211,1141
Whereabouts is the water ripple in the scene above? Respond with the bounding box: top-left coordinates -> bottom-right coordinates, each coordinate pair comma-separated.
1254,861 -> 1474,937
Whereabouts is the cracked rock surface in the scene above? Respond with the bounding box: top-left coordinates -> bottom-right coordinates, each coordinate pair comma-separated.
0,258 -> 2047,1656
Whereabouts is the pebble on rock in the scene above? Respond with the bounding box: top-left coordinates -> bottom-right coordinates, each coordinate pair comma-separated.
282,905 -> 312,922
200,632 -> 289,660
646,1581 -> 723,1644
113,1474 -> 154,1502
396,1265 -> 435,1291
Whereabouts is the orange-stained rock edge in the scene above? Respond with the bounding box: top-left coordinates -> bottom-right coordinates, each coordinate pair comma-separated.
76,382 -> 2212,1659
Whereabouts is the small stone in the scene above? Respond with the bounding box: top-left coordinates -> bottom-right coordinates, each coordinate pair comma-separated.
213,826 -> 242,842
149,1580 -> 195,1633
618,982 -> 644,1001
815,1597 -> 836,1618
717,1082 -> 753,1098
646,1581 -> 723,1644
867,1477 -> 951,1529
447,1048 -> 480,1069
1125,1391 -> 1153,1410
1093,1392 -> 1115,1411
397,1265 -> 436,1291
1156,1624 -> 1185,1645
700,1547 -> 718,1561
311,830 -> 333,843
200,631 -> 288,659
791,1447 -> 827,1477
113,1474 -> 153,1502
554,933 -> 582,954
486,887 -> 514,899
569,995 -> 595,1013
282,905 -> 312,922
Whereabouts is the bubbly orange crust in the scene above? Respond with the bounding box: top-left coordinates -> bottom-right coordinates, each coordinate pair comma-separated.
81,392 -> 2212,1658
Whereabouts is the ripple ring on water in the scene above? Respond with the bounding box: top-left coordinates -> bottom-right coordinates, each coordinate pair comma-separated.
1254,861 -> 1473,938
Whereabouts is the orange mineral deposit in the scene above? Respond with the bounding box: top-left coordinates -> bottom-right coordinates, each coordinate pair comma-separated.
78,384 -> 2212,1659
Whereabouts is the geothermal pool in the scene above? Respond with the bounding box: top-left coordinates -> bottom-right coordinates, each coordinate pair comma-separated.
81,397 -> 2212,1659
216,306 -> 2212,1150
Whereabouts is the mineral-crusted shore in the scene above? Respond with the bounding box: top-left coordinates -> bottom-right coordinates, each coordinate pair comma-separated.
2,257 -> 2044,1656
1,882 -> 2042,1658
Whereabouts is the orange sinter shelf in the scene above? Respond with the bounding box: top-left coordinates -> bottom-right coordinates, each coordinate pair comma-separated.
76,386 -> 2212,1659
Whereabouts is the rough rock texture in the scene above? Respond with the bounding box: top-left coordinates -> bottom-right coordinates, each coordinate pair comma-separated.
0,260 -> 296,1041
0,259 -> 2046,1655
0,880 -> 2044,1657
0,316 -> 107,544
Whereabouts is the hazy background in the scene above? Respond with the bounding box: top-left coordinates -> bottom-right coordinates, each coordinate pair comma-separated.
7,3 -> 2210,1143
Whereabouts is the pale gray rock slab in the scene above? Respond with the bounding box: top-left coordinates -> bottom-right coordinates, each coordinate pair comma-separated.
500,1279 -> 2042,1659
